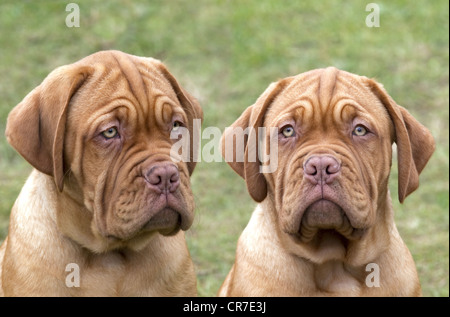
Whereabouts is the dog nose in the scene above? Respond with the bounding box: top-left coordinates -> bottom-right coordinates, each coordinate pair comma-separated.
145,163 -> 180,193
303,155 -> 341,185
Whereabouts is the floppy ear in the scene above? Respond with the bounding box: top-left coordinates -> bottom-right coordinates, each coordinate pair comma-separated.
221,80 -> 288,202
5,64 -> 93,192
365,78 -> 436,202
157,63 -> 203,175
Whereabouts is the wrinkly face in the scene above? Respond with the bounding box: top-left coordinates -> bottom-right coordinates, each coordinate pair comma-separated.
262,71 -> 395,260
63,57 -> 197,250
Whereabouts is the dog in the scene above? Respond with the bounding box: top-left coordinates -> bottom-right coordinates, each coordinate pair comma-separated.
0,50 -> 203,296
218,67 -> 435,296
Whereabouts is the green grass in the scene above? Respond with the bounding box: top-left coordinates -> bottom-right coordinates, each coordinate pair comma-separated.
0,0 -> 448,296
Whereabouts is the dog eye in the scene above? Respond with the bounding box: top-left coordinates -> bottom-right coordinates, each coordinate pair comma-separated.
102,127 -> 119,139
353,125 -> 368,136
172,121 -> 182,132
281,126 -> 295,137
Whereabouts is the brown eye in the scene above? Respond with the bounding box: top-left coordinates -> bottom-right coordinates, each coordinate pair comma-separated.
282,125 -> 295,137
353,125 -> 368,136
102,127 -> 118,139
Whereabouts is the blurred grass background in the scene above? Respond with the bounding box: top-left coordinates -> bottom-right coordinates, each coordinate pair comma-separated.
0,0 -> 448,296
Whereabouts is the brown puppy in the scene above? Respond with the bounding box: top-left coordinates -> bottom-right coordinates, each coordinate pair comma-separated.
219,67 -> 435,296
0,50 -> 202,296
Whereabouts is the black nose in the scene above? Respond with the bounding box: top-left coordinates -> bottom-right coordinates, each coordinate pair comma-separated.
144,163 -> 180,194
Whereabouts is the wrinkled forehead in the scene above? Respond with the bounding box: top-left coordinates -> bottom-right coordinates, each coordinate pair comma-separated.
266,68 -> 392,129
68,52 -> 185,127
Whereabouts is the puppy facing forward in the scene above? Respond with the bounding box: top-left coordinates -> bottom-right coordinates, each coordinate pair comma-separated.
219,67 -> 435,296
0,50 -> 203,296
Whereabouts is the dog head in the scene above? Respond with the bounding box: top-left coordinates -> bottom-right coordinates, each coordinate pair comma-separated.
6,50 -> 203,252
221,67 -> 435,264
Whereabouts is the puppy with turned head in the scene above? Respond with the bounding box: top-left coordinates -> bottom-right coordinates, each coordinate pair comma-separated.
219,67 -> 435,296
0,50 -> 202,296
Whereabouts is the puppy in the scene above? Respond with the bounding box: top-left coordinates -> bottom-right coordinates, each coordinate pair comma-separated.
0,50 -> 202,296
219,67 -> 435,296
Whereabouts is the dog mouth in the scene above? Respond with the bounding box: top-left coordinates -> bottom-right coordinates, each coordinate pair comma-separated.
142,207 -> 183,236
104,205 -> 185,246
103,188 -> 193,242
138,191 -> 192,237
297,199 -> 365,244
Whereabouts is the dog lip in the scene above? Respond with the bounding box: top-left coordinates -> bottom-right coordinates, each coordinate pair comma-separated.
142,207 -> 182,235
303,199 -> 344,229
105,190 -> 191,241
144,192 -> 193,234
296,199 -> 366,243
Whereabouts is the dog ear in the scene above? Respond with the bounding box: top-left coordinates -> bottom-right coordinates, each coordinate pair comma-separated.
221,80 -> 288,202
5,64 -> 93,192
365,78 -> 435,203
157,63 -> 203,176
